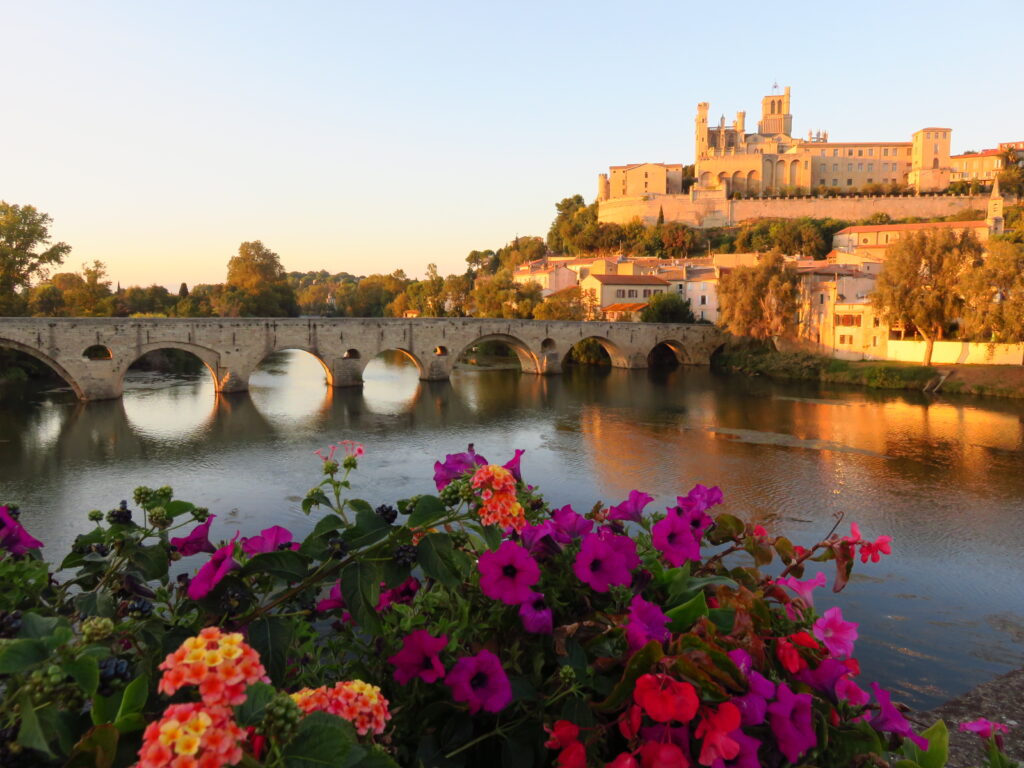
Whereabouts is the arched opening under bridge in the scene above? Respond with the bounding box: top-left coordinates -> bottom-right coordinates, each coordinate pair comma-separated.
455,334 -> 539,374
647,340 -> 692,369
0,339 -> 81,398
562,336 -> 627,368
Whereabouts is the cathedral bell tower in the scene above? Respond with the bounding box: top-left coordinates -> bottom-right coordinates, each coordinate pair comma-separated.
757,86 -> 792,136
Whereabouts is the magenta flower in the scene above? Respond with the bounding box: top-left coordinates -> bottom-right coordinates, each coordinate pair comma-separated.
519,592 -> 553,634
241,525 -> 297,556
813,606 -> 858,658
503,449 -> 525,482
377,577 -> 420,611
170,515 -> 216,557
836,676 -> 870,707
767,682 -> 817,764
478,541 -> 539,605
727,648 -> 752,675
796,658 -> 851,699
869,682 -> 928,750
675,502 -> 715,537
0,507 -> 43,556
573,532 -> 635,593
608,490 -> 654,522
433,446 -> 488,490
389,629 -> 448,685
959,718 -> 1009,740
681,483 -> 723,513
652,513 -> 701,567
187,538 -> 239,600
552,505 -> 593,539
625,594 -> 670,651
445,650 -> 512,714
598,527 -> 641,570
734,669 -> 775,727
316,580 -> 345,613
714,729 -> 762,768
776,571 -> 827,610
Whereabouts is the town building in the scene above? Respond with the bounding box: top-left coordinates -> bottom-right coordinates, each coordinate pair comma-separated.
579,274 -> 669,319
511,260 -> 577,297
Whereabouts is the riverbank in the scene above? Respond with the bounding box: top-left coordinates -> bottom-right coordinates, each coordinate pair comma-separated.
715,345 -> 1024,399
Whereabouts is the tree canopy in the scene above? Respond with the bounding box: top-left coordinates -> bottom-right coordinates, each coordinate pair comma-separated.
640,292 -> 695,323
0,202 -> 71,315
716,253 -> 800,339
958,240 -> 1024,343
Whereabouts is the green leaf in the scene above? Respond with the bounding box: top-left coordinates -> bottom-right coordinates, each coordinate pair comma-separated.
241,550 -> 309,582
416,533 -> 463,588
0,638 -> 49,673
706,513 -> 744,544
408,495 -> 446,529
595,641 -> 664,712
16,691 -> 53,756
166,500 -> 196,518
63,656 -> 99,698
130,544 -> 169,580
17,612 -> 64,639
235,682 -> 277,727
342,506 -> 390,549
475,523 -> 502,552
73,591 -> 115,618
666,591 -> 709,632
248,617 -> 295,685
774,535 -> 796,562
113,713 -> 147,733
356,746 -> 403,768
91,691 -> 121,726
901,720 -> 948,768
341,561 -> 382,634
302,489 -> 331,515
116,674 -> 149,721
283,712 -> 365,768
64,724 -> 119,768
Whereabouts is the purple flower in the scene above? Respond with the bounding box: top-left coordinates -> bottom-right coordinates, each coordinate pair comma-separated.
710,730 -> 761,768
519,521 -> 565,558
727,648 -> 753,675
796,658 -> 850,699
377,577 -> 420,611
445,650 -> 511,713
503,449 -> 525,482
0,507 -> 42,556
433,446 -> 487,491
813,606 -> 858,658
478,541 -> 539,605
170,515 -> 216,557
316,580 -> 345,613
552,505 -> 593,539
735,670 -> 775,727
389,629 -> 448,685
674,502 -> 715,537
241,525 -> 297,556
836,677 -> 870,707
519,591 -> 553,634
598,527 -> 641,570
608,490 -> 654,523
959,718 -> 1010,741
681,483 -> 723,513
625,594 -> 670,651
869,682 -> 928,750
766,682 -> 817,764
574,533 -> 635,593
652,514 -> 701,567
187,538 -> 239,600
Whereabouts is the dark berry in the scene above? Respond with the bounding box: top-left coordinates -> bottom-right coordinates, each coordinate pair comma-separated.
327,537 -> 350,559
394,544 -> 418,566
0,610 -> 22,638
375,504 -> 398,525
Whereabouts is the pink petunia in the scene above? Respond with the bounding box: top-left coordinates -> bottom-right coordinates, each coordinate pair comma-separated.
389,630 -> 448,685
958,718 -> 1010,740
608,490 -> 654,523
652,513 -> 701,567
241,525 -> 298,556
0,507 -> 43,556
776,571 -> 827,610
478,541 -> 539,605
573,532 -> 635,593
187,538 -> 240,600
445,650 -> 511,714
625,594 -> 670,651
813,606 -> 859,658
859,535 -> 892,563
170,515 -> 217,557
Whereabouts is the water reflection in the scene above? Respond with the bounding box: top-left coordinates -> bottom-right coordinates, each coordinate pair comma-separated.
1,352 -> 1023,709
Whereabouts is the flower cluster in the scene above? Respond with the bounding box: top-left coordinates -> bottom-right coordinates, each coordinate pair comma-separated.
158,627 -> 268,706
137,703 -> 245,768
470,464 -> 526,531
291,680 -> 391,736
0,506 -> 42,556
843,522 -> 893,564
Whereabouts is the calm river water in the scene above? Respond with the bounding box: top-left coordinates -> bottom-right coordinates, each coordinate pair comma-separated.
1,351 -> 1023,710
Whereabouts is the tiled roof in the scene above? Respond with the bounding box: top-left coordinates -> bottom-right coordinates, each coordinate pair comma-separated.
587,274 -> 670,285
837,220 -> 987,234
601,303 -> 648,312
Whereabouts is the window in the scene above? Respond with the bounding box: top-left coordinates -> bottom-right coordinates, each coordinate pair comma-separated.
833,163 -> 838,171
831,179 -> 838,186
868,163 -> 874,172
873,317 -> 880,327
867,178 -> 873,183
699,295 -> 707,306
642,289 -> 651,298
884,148 -> 889,157
833,149 -> 839,156
848,149 -> 854,156
627,289 -> 637,298
615,289 -> 625,298
868,148 -> 873,156
872,335 -> 877,347
857,163 -> 863,171
847,178 -> 853,186
847,163 -> 853,171
858,149 -> 863,157
819,294 -> 825,305
819,163 -> 827,172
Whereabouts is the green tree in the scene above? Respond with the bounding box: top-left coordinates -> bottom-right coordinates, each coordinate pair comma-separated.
640,292 -> 695,323
178,282 -> 189,298
959,240 -> 1024,342
0,202 -> 71,315
27,284 -> 65,316
222,241 -> 299,317
533,287 -> 585,320
871,229 -> 983,365
63,261 -> 113,316
717,252 -> 800,339
547,195 -> 587,253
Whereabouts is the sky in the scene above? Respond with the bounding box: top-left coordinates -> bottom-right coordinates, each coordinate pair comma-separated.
4,0 -> 1021,288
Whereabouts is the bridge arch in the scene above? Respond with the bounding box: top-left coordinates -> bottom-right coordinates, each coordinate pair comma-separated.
254,346 -> 335,387
0,337 -> 85,398
455,333 -> 540,374
563,335 -> 629,368
648,339 -> 693,367
119,341 -> 222,390
371,348 -> 426,377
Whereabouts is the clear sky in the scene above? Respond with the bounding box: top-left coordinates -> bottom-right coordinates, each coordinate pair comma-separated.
4,0 -> 1021,288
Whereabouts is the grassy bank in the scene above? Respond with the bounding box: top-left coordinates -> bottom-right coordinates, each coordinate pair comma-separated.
715,344 -> 1024,399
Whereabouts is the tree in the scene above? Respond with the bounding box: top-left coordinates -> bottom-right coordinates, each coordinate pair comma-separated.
63,261 -> 113,316
533,287 -> 585,321
871,229 -> 983,365
0,202 -> 71,315
640,292 -> 695,323
178,282 -> 189,299
547,195 -> 587,253
717,252 -> 800,339
958,240 -> 1024,342
223,241 -> 298,317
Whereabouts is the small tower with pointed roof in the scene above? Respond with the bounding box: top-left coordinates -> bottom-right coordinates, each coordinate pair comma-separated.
987,177 -> 1005,235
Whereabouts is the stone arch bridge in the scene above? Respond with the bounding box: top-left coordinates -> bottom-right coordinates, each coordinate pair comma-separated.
0,318 -> 724,401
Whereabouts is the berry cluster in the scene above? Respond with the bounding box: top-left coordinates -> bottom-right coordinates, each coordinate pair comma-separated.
0,610 -> 23,639
98,657 -> 132,697
81,616 -> 115,643
375,504 -> 398,525
125,599 -> 154,619
0,725 -> 29,767
107,500 -> 133,525
23,665 -> 85,710
327,536 -> 350,559
260,692 -> 302,746
393,544 -> 418,567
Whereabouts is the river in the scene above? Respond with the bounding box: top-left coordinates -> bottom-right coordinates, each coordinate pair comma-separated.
1,350 -> 1022,710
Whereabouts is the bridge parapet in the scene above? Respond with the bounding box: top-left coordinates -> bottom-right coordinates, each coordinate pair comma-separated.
0,318 -> 723,401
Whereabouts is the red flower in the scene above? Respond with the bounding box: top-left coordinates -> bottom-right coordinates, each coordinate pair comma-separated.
619,705 -> 643,740
639,741 -> 689,768
607,753 -> 640,768
789,631 -> 820,650
633,674 -> 698,724
556,741 -> 587,768
694,702 -> 741,765
544,720 -> 580,750
775,638 -> 807,674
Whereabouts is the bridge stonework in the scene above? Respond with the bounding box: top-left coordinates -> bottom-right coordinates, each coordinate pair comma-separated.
0,318 -> 724,401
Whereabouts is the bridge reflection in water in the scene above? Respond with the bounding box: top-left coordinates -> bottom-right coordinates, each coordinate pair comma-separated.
2,351 -> 1024,711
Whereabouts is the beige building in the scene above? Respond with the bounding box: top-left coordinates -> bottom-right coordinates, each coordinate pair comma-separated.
795,264 -> 886,360
579,274 -> 669,318
950,145 -> 1018,184
599,163 -> 686,200
511,261 -> 577,297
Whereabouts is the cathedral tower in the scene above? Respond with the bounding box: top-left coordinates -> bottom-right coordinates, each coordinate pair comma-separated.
757,86 -> 792,136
